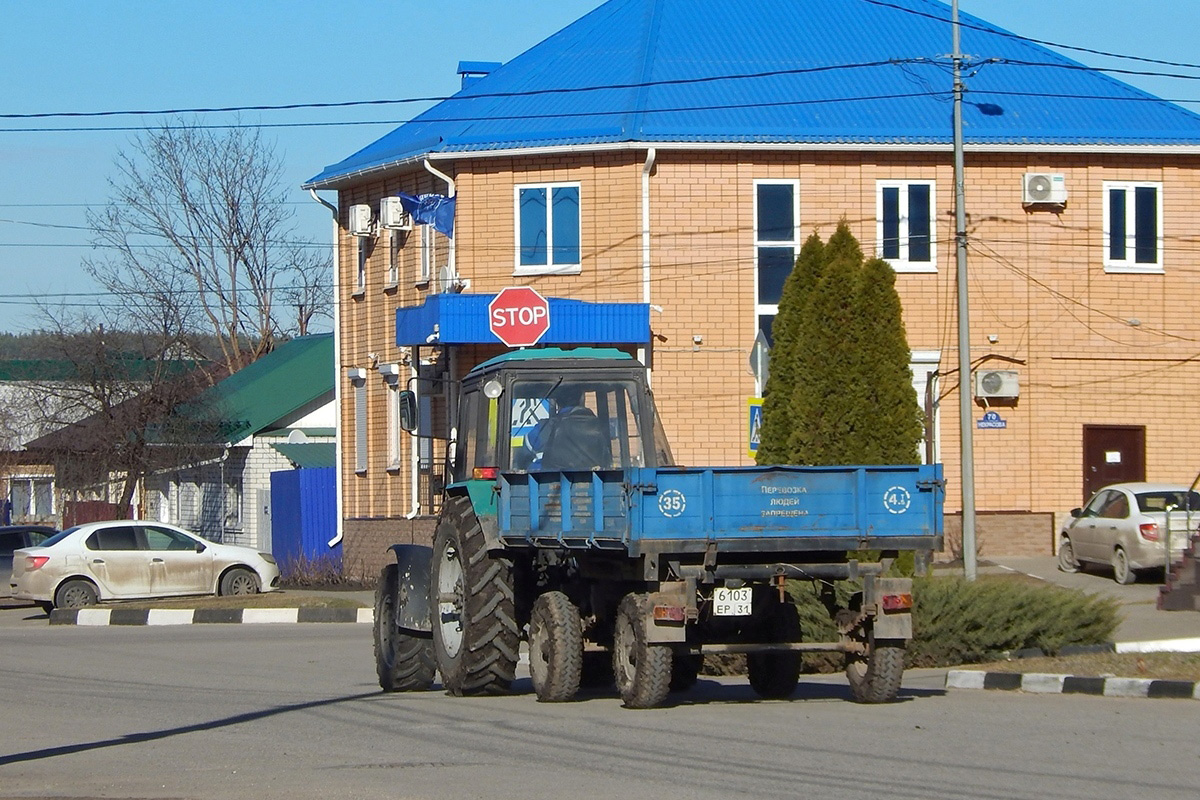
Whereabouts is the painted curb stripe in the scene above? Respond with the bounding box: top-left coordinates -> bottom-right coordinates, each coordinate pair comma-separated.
948,670 -> 1200,700
147,609 -> 196,626
242,608 -> 301,624
297,607 -> 359,623
356,607 -> 374,624
109,609 -> 150,626
76,609 -> 111,626
1115,637 -> 1200,654
193,609 -> 244,624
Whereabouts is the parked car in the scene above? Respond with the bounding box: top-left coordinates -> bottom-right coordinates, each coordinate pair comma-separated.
1058,482 -> 1200,584
9,520 -> 279,610
1,525 -> 57,596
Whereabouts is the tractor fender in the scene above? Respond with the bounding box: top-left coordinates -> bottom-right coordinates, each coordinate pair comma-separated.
387,544 -> 433,633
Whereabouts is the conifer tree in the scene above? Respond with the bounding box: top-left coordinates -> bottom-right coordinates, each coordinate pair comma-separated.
756,232 -> 824,464
757,220 -> 923,467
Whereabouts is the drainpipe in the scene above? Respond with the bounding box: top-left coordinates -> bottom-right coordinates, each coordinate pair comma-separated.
423,159 -> 456,280
309,188 -> 344,549
640,148 -> 656,380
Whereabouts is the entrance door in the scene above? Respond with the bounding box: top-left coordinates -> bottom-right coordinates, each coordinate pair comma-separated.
1082,425 -> 1145,501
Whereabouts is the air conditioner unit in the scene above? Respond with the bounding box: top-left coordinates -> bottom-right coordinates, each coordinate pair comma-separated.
974,369 -> 1019,399
348,204 -> 374,237
379,197 -> 412,230
1022,173 -> 1067,205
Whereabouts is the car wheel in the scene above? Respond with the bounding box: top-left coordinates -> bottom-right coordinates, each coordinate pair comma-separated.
55,579 -> 98,609
1112,547 -> 1136,585
1057,536 -> 1080,573
219,567 -> 259,596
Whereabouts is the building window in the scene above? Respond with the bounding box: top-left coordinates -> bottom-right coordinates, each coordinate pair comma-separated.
385,373 -> 402,471
419,226 -> 434,285
349,370 -> 368,474
355,237 -> 367,294
515,183 -> 581,275
754,180 -> 799,344
7,477 -> 54,522
386,229 -> 401,288
224,479 -> 243,531
1104,182 -> 1162,272
876,181 -> 935,272
909,350 -> 941,464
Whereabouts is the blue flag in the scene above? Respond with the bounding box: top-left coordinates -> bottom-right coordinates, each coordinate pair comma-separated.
396,192 -> 456,238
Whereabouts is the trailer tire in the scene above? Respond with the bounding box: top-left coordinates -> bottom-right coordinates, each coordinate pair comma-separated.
430,495 -> 519,696
846,639 -> 906,704
529,591 -> 583,702
747,600 -> 802,699
613,592 -> 672,709
374,564 -> 436,692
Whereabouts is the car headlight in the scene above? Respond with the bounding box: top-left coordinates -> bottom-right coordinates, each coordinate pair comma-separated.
259,553 -> 277,565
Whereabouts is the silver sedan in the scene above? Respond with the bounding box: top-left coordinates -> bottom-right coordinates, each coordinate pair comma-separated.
1058,482 -> 1199,584
9,520 -> 279,610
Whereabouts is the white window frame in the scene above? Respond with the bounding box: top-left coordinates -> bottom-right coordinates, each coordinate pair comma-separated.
386,228 -> 401,288
909,350 -> 941,464
513,181 -> 582,276
7,476 -> 55,520
753,179 -> 800,340
418,226 -> 434,285
384,374 -> 402,472
348,369 -> 368,474
875,180 -> 937,273
224,478 -> 243,531
354,237 -> 367,295
1103,181 -> 1163,274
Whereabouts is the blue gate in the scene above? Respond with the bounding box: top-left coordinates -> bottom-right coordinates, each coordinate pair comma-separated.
269,467 -> 340,575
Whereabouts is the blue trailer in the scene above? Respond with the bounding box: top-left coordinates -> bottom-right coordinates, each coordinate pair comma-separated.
375,348 -> 944,708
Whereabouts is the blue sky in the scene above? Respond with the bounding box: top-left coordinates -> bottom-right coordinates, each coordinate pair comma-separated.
2,0 -> 1198,334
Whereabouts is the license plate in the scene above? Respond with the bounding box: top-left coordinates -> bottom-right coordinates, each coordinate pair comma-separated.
713,586 -> 752,616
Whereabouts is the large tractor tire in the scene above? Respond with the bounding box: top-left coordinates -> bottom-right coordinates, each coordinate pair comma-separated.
846,638 -> 906,704
613,592 -> 672,709
374,564 -> 436,692
528,591 -> 584,702
747,599 -> 802,700
430,495 -> 519,695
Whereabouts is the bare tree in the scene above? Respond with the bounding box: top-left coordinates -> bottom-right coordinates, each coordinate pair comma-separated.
20,306 -> 225,520
85,120 -> 331,374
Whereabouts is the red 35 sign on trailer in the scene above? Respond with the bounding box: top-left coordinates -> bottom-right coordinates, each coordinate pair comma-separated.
488,286 -> 550,348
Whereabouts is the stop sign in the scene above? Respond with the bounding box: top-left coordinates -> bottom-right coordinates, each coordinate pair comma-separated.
488,286 -> 551,348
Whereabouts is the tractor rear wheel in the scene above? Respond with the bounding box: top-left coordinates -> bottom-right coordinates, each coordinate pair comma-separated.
374,564 -> 435,692
430,495 -> 519,695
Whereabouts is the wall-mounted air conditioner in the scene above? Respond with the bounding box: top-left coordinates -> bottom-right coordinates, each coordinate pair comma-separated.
348,204 -> 374,237
974,369 -> 1019,399
379,197 -> 412,230
1022,173 -> 1067,205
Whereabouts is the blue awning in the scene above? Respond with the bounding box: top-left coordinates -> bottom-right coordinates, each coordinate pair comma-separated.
396,293 -> 650,347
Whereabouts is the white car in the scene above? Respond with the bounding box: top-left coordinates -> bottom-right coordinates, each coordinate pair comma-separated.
9,520 -> 279,610
1058,482 -> 1200,584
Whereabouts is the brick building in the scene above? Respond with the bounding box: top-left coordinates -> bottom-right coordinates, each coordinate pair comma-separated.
303,0 -> 1200,576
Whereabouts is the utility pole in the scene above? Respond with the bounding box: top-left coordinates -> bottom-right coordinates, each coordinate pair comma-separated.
952,0 -> 978,580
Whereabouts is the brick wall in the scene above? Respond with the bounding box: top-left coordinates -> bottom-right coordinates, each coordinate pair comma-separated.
333,148 -> 1200,559
343,516 -> 438,582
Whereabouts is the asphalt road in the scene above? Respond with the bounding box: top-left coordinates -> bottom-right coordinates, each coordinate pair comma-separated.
2,622 -> 1198,800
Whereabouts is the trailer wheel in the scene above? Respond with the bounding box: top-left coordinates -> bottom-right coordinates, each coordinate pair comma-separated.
529,591 -> 584,702
613,592 -> 672,709
374,564 -> 435,692
430,495 -> 519,696
846,639 -> 906,704
747,600 -> 802,699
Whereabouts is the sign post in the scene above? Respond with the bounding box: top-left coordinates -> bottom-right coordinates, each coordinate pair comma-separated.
488,287 -> 551,348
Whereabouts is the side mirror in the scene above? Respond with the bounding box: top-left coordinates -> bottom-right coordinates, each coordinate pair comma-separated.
398,390 -> 418,433
1069,508 -> 1082,518
195,542 -> 207,553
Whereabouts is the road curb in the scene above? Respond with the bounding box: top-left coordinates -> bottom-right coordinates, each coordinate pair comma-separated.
48,607 -> 373,626
946,669 -> 1200,699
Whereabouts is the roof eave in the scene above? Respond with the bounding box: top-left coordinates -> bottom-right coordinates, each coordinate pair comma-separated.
305,139 -> 1200,188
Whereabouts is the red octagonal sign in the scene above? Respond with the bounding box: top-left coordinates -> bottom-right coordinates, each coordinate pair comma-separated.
488,286 -> 550,348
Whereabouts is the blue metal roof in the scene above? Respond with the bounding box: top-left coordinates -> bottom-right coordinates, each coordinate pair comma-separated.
306,0 -> 1200,188
395,294 -> 650,347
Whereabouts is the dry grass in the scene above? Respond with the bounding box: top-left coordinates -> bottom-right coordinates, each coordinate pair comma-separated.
107,591 -> 367,611
968,652 -> 1200,682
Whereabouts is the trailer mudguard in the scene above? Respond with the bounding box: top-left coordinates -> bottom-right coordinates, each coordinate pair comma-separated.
387,544 -> 433,633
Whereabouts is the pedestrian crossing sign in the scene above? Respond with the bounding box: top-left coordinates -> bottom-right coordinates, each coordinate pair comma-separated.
748,397 -> 763,459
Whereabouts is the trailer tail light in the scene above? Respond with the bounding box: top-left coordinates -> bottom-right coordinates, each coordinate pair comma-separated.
25,556 -> 50,571
881,593 -> 913,612
1139,522 -> 1159,541
653,605 -> 685,623
472,467 -> 499,480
